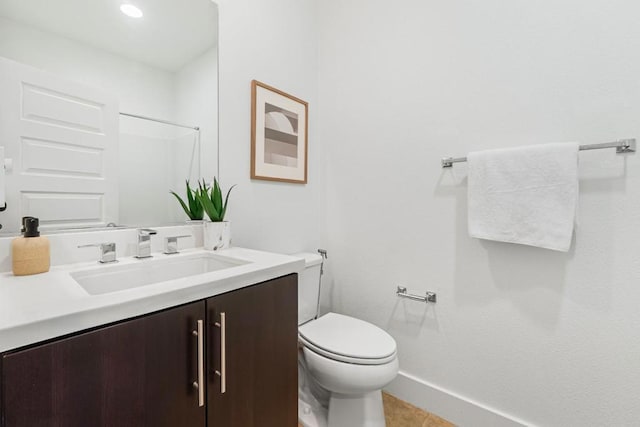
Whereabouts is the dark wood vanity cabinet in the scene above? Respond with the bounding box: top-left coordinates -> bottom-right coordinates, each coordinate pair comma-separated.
1,301 -> 206,427
0,274 -> 298,427
207,273 -> 298,427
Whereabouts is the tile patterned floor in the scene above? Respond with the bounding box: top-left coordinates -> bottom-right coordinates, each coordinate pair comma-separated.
383,392 -> 455,427
298,392 -> 455,427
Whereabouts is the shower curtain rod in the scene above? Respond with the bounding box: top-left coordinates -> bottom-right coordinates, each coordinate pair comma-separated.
119,112 -> 200,131
441,138 -> 636,168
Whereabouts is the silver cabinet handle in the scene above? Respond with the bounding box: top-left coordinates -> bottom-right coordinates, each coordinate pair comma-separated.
192,319 -> 204,407
214,312 -> 226,394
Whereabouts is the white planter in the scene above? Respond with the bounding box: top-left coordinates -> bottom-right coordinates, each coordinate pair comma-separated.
203,221 -> 231,251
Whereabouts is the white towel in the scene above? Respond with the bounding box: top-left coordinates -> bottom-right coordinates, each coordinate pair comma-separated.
467,142 -> 579,252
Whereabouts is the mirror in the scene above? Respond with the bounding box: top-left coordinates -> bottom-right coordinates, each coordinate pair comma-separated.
0,0 -> 218,235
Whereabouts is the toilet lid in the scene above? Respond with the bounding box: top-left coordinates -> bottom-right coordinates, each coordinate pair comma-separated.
299,313 -> 397,365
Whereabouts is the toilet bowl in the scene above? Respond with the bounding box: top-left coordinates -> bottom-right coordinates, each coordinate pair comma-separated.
295,253 -> 399,427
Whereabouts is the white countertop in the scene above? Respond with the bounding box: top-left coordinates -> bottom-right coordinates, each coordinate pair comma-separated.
0,247 -> 305,353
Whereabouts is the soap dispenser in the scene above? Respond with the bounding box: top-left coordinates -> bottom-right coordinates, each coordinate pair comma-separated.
12,217 -> 50,276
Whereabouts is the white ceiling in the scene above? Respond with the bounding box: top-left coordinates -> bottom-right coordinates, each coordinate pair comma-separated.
0,0 -> 218,72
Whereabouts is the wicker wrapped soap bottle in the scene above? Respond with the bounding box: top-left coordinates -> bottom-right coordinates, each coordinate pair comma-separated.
12,217 -> 50,276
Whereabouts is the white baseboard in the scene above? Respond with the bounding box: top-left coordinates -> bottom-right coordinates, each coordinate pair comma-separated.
384,371 -> 530,427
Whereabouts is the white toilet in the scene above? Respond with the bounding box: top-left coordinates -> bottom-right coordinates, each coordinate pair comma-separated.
295,252 -> 399,427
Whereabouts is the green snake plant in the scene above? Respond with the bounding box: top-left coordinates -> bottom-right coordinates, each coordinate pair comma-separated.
170,180 -> 204,220
196,178 -> 236,222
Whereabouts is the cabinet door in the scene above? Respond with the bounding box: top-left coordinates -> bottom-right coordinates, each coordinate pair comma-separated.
207,274 -> 298,427
1,301 -> 206,427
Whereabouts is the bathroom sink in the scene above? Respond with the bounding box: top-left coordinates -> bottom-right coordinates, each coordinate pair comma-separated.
71,252 -> 249,295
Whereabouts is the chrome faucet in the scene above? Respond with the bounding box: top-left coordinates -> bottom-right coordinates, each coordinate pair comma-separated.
164,235 -> 191,255
78,242 -> 117,264
136,228 -> 157,259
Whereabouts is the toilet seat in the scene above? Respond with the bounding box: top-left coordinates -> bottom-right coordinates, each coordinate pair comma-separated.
298,313 -> 397,365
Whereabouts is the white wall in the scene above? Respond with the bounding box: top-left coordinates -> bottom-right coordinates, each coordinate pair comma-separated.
318,0 -> 640,426
215,0 -> 322,253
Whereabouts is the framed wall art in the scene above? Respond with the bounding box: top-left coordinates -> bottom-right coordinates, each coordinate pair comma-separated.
251,80 -> 308,183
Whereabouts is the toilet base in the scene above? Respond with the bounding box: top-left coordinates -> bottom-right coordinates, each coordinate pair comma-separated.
328,390 -> 386,427
299,396 -> 328,427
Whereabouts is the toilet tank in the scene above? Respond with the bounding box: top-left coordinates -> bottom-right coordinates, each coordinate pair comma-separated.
292,252 -> 323,325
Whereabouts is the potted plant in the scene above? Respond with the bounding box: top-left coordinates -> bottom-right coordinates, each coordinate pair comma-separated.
170,180 -> 204,221
196,178 -> 236,250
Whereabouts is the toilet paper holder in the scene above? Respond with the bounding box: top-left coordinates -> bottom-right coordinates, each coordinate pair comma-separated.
396,286 -> 437,303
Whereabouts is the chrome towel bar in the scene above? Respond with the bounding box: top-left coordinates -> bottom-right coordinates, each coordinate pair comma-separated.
441,138 -> 636,168
396,286 -> 437,303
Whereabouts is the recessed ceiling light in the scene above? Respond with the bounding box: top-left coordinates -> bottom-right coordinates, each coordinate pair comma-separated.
120,4 -> 143,18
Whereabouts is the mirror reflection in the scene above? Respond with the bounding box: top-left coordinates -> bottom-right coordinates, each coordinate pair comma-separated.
0,0 -> 219,235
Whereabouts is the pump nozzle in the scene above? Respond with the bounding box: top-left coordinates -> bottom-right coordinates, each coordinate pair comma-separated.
22,216 -> 40,237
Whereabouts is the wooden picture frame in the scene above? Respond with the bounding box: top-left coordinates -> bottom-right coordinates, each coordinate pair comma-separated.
251,80 -> 308,183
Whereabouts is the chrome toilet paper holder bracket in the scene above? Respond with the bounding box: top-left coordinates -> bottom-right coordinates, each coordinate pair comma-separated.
396,286 -> 437,303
